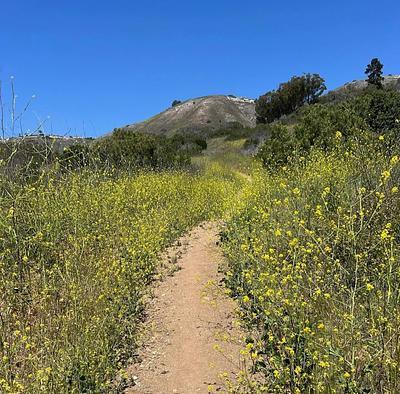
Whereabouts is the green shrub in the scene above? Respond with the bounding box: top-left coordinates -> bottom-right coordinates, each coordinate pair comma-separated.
0,137 -> 56,176
256,124 -> 295,168
256,103 -> 368,168
93,129 -> 190,169
57,144 -> 91,169
257,88 -> 400,169
354,89 -> 400,135
294,103 -> 367,151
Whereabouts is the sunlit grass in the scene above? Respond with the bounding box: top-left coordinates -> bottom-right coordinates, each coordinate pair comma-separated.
222,140 -> 400,392
0,165 -> 240,393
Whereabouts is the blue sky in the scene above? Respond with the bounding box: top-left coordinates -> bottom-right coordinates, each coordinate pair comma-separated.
1,0 -> 399,137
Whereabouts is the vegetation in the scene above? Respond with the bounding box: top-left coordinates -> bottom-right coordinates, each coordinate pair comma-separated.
221,69 -> 400,391
257,88 -> 400,168
171,100 -> 182,107
0,130 -> 208,175
0,163 -> 241,393
93,129 -> 191,170
58,143 -> 91,170
222,141 -> 400,392
0,136 -> 94,177
93,129 -> 207,169
255,74 -> 326,124
358,89 -> 400,135
366,58 -> 384,89
2,60 -> 400,392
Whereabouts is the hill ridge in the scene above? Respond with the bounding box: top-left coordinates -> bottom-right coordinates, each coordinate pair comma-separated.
120,94 -> 256,136
118,75 -> 400,136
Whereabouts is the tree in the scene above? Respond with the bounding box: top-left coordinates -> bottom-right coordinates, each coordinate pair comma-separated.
171,100 -> 182,107
255,74 -> 326,124
255,91 -> 281,123
365,58 -> 384,89
303,73 -> 327,104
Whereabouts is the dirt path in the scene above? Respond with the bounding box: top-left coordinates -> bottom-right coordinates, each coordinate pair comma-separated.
125,222 -> 246,393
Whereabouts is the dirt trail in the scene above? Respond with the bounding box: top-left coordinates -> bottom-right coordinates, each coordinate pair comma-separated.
125,222 -> 245,393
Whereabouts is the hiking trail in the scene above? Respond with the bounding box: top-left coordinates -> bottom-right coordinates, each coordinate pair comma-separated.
125,222 -> 247,393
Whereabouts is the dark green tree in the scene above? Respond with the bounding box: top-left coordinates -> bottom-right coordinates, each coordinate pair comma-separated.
171,100 -> 182,107
255,91 -> 280,123
365,58 -> 384,89
255,74 -> 326,123
303,73 -> 327,104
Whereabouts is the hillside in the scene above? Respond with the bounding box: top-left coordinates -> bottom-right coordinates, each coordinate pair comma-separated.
119,95 -> 256,136
118,76 -> 400,138
322,74 -> 400,103
2,135 -> 93,151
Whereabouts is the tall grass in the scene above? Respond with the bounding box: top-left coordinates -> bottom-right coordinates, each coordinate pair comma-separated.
222,137 -> 400,392
0,164 -> 240,393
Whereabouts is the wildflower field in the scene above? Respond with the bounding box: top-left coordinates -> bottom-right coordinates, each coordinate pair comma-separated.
0,165 -> 240,393
1,85 -> 400,393
222,138 -> 400,392
3,137 -> 400,393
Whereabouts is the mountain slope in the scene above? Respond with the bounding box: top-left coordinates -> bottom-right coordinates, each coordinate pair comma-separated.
118,76 -> 400,136
119,95 -> 256,135
323,75 -> 400,103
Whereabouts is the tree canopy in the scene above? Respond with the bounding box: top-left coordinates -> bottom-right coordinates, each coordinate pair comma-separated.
365,58 -> 384,89
171,99 -> 182,107
255,74 -> 326,124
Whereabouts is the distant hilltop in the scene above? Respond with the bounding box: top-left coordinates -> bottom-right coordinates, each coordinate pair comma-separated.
119,95 -> 256,136
118,75 -> 400,136
1,134 -> 93,154
3,134 -> 92,142
323,75 -> 400,103
336,74 -> 400,92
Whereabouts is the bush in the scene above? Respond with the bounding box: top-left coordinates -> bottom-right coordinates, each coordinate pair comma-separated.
0,137 -> 56,176
294,103 -> 367,151
256,103 -> 368,168
257,88 -> 400,169
256,124 -> 295,168
354,89 -> 400,135
93,129 -> 190,169
193,137 -> 207,151
169,133 -> 208,154
57,144 -> 91,170
171,99 -> 182,107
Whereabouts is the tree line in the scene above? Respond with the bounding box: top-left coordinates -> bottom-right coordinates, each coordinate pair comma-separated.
255,58 -> 386,124
256,58 -> 400,168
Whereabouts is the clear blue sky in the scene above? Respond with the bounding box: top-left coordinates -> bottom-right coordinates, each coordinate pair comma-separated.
1,0 -> 399,137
